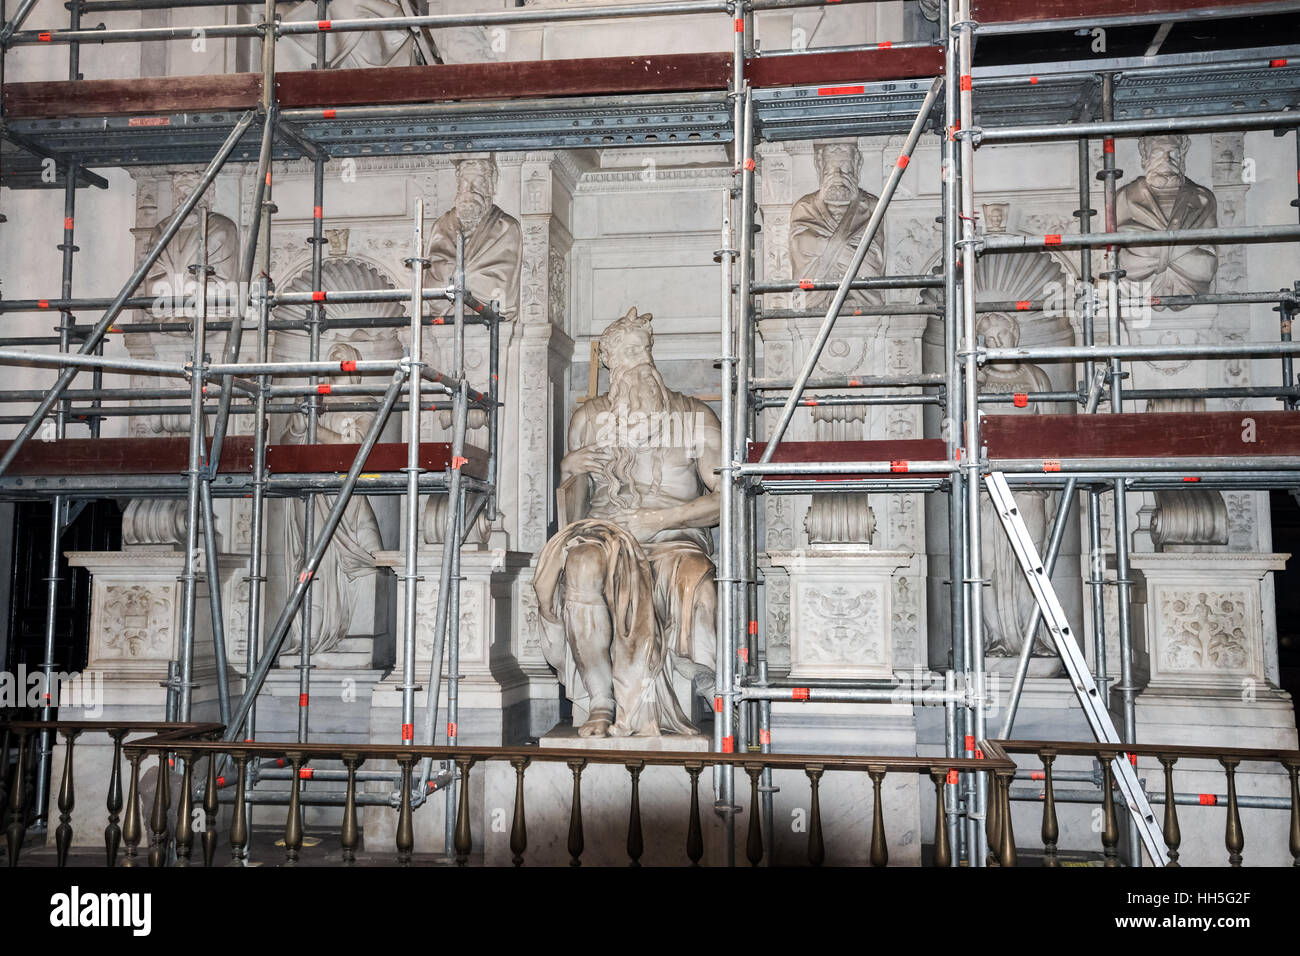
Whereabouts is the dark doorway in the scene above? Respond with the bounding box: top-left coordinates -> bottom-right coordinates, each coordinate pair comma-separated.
5,499 -> 121,678
1270,491 -> 1300,725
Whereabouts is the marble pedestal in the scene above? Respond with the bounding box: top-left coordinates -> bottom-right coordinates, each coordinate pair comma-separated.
762,548 -> 923,863
46,549 -> 245,847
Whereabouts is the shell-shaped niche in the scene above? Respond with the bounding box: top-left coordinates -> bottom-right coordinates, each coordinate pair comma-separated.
279,257 -> 405,358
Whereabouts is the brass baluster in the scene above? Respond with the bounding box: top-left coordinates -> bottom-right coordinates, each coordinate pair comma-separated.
5,728 -> 29,867
341,753 -> 361,866
1221,756 -> 1243,867
1158,755 -> 1181,867
202,751 -> 218,867
684,762 -> 703,867
625,760 -> 644,867
566,759 -> 586,867
996,768 -> 1017,868
148,750 -> 171,868
806,766 -> 825,868
285,753 -> 304,866
931,770 -> 950,869
1040,750 -> 1058,867
1284,758 -> 1299,868
986,765 -> 1001,867
454,757 -> 475,867
509,756 -> 529,867
1100,752 -> 1119,868
105,729 -> 127,867
121,749 -> 143,867
55,728 -> 81,867
229,752 -> 249,866
868,767 -> 888,868
395,754 -> 414,866
175,749 -> 194,867
745,764 -> 764,866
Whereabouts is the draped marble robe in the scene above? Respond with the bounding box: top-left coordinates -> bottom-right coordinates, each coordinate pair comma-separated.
425,204 -> 522,321
1115,176 -> 1218,308
788,187 -> 886,310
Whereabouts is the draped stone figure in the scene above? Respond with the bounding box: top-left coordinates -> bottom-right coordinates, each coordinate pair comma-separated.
425,156 -> 522,321
976,312 -> 1056,658
278,0 -> 416,71
282,341 -> 384,655
533,308 -> 721,737
144,168 -> 240,314
788,140 -> 885,310
1116,134 -> 1219,308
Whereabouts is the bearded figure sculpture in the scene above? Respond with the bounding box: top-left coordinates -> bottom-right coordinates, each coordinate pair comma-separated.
788,140 -> 885,310
533,308 -> 722,737
1116,134 -> 1218,308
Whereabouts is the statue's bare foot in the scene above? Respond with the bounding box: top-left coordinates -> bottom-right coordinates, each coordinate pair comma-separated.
577,716 -> 611,737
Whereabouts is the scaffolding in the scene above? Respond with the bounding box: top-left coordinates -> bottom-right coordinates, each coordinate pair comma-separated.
0,0 -> 1298,866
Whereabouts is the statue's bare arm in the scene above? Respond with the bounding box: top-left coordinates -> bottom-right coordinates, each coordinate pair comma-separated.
560,403 -> 610,481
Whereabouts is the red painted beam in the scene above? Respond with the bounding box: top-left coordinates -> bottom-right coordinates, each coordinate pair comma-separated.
974,0 -> 1278,24
2,72 -> 261,118
277,52 -> 733,108
266,441 -> 486,478
745,46 -> 943,88
3,47 -> 942,119
747,438 -> 950,480
0,437 -> 255,475
982,411 -> 1300,460
0,436 -> 486,479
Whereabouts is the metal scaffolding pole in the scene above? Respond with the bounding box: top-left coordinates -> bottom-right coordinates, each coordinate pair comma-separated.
400,201 -> 428,750
940,0 -> 965,866
30,152 -> 81,829
715,187 -> 739,869
177,210 -> 211,722
0,108 -> 257,480
1097,73 -> 1142,868
954,0 -> 988,866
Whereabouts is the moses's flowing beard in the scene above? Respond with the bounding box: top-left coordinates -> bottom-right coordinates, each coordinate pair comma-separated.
598,360 -> 673,510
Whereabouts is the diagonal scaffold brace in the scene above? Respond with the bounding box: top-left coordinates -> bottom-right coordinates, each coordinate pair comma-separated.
983,470 -> 1170,866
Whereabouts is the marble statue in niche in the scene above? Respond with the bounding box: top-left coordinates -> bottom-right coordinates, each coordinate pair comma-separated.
281,341 -> 384,655
125,168 -> 241,547
425,156 -> 522,322
533,308 -> 722,737
977,311 -> 1055,658
1116,134 -> 1219,307
278,0 -> 416,71
788,140 -> 885,310
145,167 -> 240,311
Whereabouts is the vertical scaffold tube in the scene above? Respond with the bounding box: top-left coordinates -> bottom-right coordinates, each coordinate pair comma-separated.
954,0 -> 987,866
444,232 -> 466,859
716,187 -> 738,868
401,199 -> 428,749
178,210 -> 210,722
1100,72 -> 1142,867
940,0 -> 964,866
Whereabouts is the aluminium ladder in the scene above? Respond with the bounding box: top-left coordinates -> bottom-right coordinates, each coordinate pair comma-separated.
984,470 -> 1170,866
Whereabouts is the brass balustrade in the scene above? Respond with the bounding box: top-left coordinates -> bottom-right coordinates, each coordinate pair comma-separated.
2,720 -> 221,867
7,721 -> 1299,866
995,739 -> 1300,867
